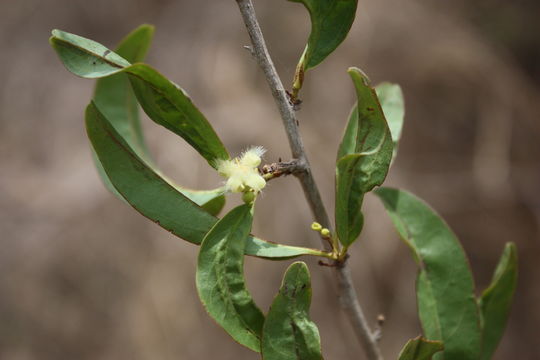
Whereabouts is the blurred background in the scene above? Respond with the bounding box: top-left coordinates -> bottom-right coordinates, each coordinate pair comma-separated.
1,0 -> 539,359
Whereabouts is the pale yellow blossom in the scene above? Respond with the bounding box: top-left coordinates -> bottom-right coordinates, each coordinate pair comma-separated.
216,147 -> 266,193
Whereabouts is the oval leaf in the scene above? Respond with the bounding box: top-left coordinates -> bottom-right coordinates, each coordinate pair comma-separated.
289,0 -> 358,70
375,187 -> 482,360
262,262 -> 322,360
478,243 -> 517,360
89,26 -> 225,214
335,68 -> 393,247
196,204 -> 264,352
50,29 -> 229,167
398,336 -> 444,360
50,29 -> 130,78
375,82 -> 405,161
85,102 -> 325,259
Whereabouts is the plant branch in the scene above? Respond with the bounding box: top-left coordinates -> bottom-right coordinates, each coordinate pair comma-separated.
336,264 -> 384,359
235,0 -> 330,235
235,1 -> 383,359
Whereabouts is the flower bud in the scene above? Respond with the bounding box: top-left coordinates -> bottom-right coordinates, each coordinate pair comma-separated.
242,191 -> 256,204
311,222 -> 322,231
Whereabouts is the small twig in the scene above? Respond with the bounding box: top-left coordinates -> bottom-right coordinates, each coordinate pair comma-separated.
235,1 -> 383,359
242,45 -> 256,58
262,158 -> 306,179
373,314 -> 386,342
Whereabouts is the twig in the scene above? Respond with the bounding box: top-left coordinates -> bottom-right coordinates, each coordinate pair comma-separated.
242,45 -> 256,58
235,1 -> 383,359
336,265 -> 384,359
373,314 -> 386,342
262,158 -> 305,179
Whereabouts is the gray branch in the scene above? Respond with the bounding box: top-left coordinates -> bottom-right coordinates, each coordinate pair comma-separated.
235,1 -> 383,359
336,264 -> 384,360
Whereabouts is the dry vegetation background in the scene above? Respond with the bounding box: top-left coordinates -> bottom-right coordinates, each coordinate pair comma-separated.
1,0 -> 539,359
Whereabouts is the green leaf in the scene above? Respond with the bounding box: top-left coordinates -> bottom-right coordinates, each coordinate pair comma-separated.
244,239 -> 326,260
50,29 -> 130,78
126,64 -> 229,167
335,68 -> 393,247
375,188 -> 482,360
200,193 -> 226,215
90,25 -> 154,201
85,102 -> 325,259
375,82 -> 405,160
337,69 -> 392,158
478,243 -> 518,360
337,104 -> 360,160
84,26 -> 225,214
262,262 -> 322,360
182,188 -> 225,215
93,25 -> 154,160
398,336 -> 444,360
86,101 -> 216,242
335,155 -> 366,246
50,29 -> 229,167
172,186 -> 225,216
289,0 -> 358,70
196,204 -> 264,352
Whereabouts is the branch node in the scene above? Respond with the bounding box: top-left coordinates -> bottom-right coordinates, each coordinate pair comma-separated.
243,45 -> 255,58
335,253 -> 350,268
262,158 -> 306,179
286,90 -> 303,111
373,314 -> 385,342
318,260 -> 338,267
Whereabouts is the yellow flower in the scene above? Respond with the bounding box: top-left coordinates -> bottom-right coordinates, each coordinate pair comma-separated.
216,146 -> 266,193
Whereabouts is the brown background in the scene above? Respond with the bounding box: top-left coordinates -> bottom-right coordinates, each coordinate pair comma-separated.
1,0 -> 539,359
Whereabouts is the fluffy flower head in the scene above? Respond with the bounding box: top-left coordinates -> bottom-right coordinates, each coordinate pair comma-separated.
216,146 -> 266,193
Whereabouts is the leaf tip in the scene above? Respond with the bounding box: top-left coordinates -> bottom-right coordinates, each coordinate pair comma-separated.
506,241 -> 517,254
139,23 -> 155,34
49,29 -> 63,48
283,261 -> 311,288
347,66 -> 371,86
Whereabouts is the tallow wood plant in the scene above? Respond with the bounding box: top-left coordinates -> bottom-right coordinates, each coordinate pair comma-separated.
49,1 -> 517,359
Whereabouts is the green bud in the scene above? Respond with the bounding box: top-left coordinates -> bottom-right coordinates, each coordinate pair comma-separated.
320,228 -> 330,237
311,222 -> 322,231
242,191 -> 256,204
